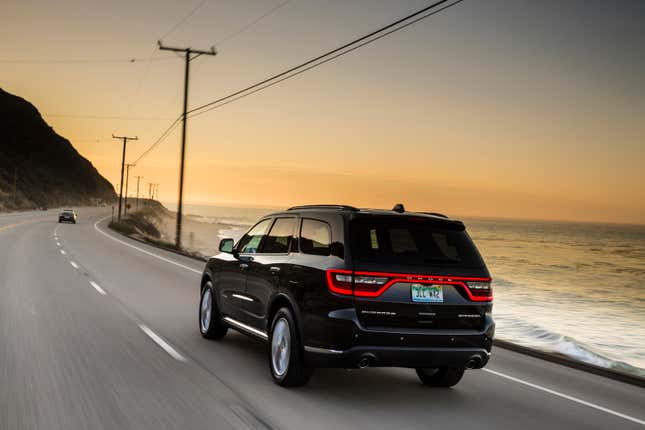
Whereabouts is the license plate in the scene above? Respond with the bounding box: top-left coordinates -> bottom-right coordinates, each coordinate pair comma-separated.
411,284 -> 443,303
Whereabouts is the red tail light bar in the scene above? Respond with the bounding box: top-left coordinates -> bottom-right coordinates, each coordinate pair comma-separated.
326,269 -> 493,301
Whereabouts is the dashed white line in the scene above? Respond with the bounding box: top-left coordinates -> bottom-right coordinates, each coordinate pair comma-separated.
56,242 -> 61,247
93,216 -> 201,275
70,261 -> 79,269
138,324 -> 186,362
484,369 -> 645,426
89,281 -> 106,295
60,250 -> 66,255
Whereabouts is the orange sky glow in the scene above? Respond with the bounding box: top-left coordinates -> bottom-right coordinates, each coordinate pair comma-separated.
3,0 -> 644,223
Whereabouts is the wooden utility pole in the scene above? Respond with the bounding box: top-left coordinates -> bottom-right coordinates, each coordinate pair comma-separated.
112,134 -> 137,221
134,175 -> 144,209
123,163 -> 134,217
158,40 -> 216,248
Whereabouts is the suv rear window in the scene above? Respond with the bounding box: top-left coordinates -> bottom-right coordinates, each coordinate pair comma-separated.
350,217 -> 484,267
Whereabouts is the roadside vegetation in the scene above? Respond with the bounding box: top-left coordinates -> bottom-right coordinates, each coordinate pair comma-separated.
108,200 -> 206,261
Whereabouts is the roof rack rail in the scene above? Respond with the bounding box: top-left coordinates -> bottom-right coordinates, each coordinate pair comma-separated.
420,212 -> 449,218
287,204 -> 359,211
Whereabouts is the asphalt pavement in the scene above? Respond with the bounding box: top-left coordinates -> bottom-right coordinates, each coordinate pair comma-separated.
0,207 -> 643,430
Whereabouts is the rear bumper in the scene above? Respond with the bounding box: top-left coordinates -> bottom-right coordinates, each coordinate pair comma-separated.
305,345 -> 490,369
302,307 -> 494,369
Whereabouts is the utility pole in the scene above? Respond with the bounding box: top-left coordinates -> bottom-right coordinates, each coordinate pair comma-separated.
112,134 -> 138,221
124,163 -> 134,217
147,182 -> 153,199
134,175 -> 143,209
158,40 -> 216,248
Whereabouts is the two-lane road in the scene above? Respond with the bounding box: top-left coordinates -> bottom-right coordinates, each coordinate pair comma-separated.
1,208 -> 643,430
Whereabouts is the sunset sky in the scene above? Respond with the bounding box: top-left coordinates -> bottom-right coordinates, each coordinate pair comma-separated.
3,0 -> 644,223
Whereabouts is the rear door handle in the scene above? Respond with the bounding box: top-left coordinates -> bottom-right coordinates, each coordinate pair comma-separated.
239,263 -> 249,270
269,266 -> 280,274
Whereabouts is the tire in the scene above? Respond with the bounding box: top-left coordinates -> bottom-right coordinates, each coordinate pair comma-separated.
269,307 -> 313,387
415,367 -> 465,387
199,282 -> 228,339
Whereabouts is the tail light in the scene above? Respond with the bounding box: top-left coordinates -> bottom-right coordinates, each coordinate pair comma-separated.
326,270 -> 390,297
326,270 -> 492,301
464,280 -> 493,302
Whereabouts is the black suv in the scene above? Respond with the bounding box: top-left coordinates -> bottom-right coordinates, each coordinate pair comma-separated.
199,204 -> 494,387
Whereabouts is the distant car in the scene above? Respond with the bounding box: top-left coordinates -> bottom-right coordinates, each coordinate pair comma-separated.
58,209 -> 78,224
199,204 -> 494,387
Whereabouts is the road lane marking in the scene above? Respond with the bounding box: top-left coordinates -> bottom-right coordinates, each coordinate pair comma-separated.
56,242 -> 61,246
0,221 -> 30,233
60,250 -> 66,255
484,369 -> 645,426
93,216 -> 201,275
0,218 -> 46,233
54,224 -> 61,236
138,324 -> 186,362
89,281 -> 106,295
70,261 -> 79,269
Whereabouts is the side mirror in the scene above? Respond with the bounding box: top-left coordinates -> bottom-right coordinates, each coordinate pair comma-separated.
219,238 -> 234,254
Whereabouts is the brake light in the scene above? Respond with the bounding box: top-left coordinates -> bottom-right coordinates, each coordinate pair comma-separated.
326,269 -> 492,301
326,270 -> 354,295
464,281 -> 493,301
326,270 -> 390,297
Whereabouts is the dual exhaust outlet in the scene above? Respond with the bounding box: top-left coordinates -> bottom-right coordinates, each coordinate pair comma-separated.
357,354 -> 375,369
355,354 -> 484,369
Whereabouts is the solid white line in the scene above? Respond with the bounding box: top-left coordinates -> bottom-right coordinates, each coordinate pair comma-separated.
70,261 -> 79,269
93,216 -> 201,275
60,250 -> 66,255
138,324 -> 186,362
89,281 -> 106,295
484,369 -> 645,426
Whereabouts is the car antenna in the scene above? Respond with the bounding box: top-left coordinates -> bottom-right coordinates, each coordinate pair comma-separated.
392,203 -> 405,213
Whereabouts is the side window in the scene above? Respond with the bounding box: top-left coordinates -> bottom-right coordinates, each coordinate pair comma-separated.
261,218 -> 297,254
300,219 -> 331,256
237,219 -> 271,254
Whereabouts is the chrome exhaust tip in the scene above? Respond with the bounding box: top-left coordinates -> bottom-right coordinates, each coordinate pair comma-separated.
465,356 -> 483,369
357,357 -> 370,369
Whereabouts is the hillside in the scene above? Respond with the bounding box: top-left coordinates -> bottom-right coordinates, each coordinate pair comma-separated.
0,88 -> 115,210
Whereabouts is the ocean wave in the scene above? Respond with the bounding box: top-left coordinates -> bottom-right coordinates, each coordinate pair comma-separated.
495,317 -> 645,377
185,214 -> 252,227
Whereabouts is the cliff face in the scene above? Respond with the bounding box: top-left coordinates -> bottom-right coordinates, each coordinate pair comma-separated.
0,88 -> 115,210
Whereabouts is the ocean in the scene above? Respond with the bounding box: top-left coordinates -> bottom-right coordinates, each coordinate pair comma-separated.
166,203 -> 645,376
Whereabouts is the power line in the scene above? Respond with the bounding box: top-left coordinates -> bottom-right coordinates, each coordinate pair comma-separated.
131,116 -> 182,165
186,0 -> 462,118
214,0 -> 292,47
133,0 -> 463,164
0,57 -> 171,64
131,0 -> 295,167
44,113 -> 174,120
159,0 -> 210,41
